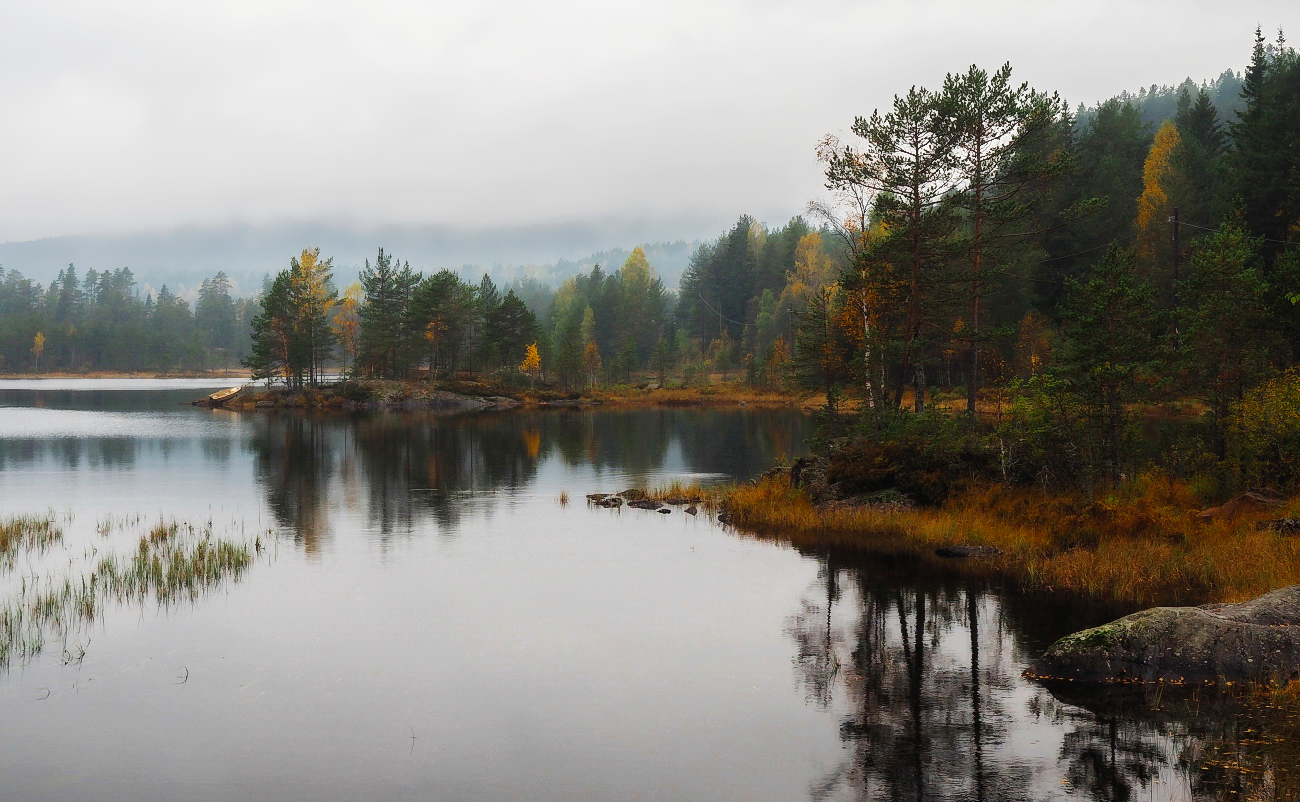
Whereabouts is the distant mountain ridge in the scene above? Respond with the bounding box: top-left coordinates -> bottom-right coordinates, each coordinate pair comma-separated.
0,220 -> 713,296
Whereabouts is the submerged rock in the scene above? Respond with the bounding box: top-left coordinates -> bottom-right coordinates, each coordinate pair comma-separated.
627,499 -> 663,510
934,545 -> 1003,559
684,506 -> 698,516
660,496 -> 694,506
585,493 -> 608,502
596,497 -> 623,509
657,508 -> 671,514
1027,585 -> 1300,684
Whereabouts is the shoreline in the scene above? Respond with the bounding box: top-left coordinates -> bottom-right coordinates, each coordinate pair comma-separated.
213,379 -> 814,412
713,474 -> 1300,608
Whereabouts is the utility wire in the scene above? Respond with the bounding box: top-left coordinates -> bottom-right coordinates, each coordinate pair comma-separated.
696,293 -> 750,328
1034,232 -> 1138,264
1171,218 -> 1300,246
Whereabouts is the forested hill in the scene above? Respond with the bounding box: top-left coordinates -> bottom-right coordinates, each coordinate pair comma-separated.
0,221 -> 707,295
1076,69 -> 1244,131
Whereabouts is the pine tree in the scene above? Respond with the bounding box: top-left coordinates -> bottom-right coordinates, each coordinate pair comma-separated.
357,248 -> 412,378
945,63 -> 1069,413
1054,244 -> 1157,484
1176,216 -> 1274,456
244,271 -> 298,385
824,85 -> 961,408
1172,87 -> 1227,230
487,290 -> 540,372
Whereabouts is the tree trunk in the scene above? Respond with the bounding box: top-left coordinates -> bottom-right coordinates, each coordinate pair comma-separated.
967,137 -> 984,415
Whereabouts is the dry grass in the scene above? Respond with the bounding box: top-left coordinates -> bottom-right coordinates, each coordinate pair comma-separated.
722,473 -> 1300,605
642,480 -> 716,504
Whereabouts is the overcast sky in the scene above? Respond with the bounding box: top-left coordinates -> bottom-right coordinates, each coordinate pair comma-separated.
0,0 -> 1293,243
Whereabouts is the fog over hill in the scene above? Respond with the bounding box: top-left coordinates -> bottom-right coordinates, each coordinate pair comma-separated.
0,219 -> 720,297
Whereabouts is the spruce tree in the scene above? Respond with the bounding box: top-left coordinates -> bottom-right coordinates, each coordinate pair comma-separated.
1055,244 -> 1157,484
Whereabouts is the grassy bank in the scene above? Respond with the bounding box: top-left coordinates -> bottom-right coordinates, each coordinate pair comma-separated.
719,474 -> 1300,606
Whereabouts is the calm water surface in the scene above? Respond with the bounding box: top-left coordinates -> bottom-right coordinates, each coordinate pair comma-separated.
0,380 -> 1281,800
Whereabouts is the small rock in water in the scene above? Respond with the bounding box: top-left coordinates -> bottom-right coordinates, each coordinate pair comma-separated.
596,496 -> 623,508
621,489 -> 648,501
628,499 -> 663,510
684,506 -> 698,516
586,493 -> 608,502
717,512 -> 732,525
657,508 -> 670,514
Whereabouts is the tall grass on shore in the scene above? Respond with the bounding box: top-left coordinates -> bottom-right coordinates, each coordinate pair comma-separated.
0,516 -> 264,668
722,474 -> 1300,605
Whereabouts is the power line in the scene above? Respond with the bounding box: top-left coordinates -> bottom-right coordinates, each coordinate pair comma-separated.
696,293 -> 750,328
1172,218 -> 1300,246
1035,232 -> 1139,265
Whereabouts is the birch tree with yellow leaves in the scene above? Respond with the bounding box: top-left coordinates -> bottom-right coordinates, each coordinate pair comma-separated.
332,282 -> 363,375
520,342 -> 541,387
31,331 -> 45,372
1134,121 -> 1187,296
289,248 -> 338,385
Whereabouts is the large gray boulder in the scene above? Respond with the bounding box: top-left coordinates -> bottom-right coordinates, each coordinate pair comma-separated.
1027,585 -> 1300,684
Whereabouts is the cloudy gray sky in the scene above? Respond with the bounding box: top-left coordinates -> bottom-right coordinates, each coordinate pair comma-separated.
1,0 -> 1293,243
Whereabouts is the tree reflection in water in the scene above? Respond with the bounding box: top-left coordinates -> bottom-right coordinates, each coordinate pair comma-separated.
780,551 -> 1237,800
787,549 -> 1300,801
246,407 -> 813,551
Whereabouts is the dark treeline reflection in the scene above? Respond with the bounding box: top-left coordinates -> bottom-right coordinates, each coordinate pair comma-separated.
0,387 -> 222,412
0,437 -> 142,470
246,408 -> 811,551
791,549 -> 1296,801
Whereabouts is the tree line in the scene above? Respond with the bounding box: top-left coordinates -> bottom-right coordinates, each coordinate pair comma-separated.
244,247 -> 546,386
781,28 -> 1300,496
0,264 -> 253,373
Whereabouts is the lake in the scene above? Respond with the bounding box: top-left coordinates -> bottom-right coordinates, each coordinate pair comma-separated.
0,380 -> 1282,800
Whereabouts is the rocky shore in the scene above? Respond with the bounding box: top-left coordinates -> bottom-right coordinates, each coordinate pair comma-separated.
1028,585 -> 1300,685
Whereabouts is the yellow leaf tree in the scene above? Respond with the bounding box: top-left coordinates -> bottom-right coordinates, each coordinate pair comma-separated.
331,282 -> 363,375
1135,121 -> 1186,287
31,331 -> 45,372
520,342 -> 541,387
289,247 -> 337,386
582,341 -> 601,387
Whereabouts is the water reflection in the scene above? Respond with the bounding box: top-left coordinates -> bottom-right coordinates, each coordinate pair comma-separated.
0,390 -> 813,552
245,408 -> 811,548
787,547 -> 1300,801
5,385 -> 1297,800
